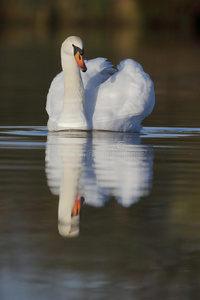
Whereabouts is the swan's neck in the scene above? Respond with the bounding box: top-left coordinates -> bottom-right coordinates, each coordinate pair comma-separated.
62,55 -> 84,102
58,54 -> 88,130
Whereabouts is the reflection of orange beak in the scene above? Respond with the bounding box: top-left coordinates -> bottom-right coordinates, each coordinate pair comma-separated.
75,52 -> 87,72
72,195 -> 85,217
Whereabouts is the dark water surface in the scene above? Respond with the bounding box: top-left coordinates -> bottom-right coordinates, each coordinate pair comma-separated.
0,126 -> 200,300
0,27 -> 200,299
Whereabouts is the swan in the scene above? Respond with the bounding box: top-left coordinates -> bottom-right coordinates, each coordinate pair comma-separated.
46,36 -> 155,132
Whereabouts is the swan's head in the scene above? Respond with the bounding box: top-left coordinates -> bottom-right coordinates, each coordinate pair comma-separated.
61,36 -> 87,72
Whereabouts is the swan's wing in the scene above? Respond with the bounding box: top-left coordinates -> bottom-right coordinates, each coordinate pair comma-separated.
92,59 -> 155,132
81,57 -> 116,90
46,71 -> 64,126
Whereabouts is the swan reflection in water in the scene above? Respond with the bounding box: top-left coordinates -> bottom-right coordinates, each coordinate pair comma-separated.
45,131 -> 154,237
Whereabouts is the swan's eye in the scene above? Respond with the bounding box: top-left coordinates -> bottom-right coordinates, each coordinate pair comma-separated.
80,49 -> 84,55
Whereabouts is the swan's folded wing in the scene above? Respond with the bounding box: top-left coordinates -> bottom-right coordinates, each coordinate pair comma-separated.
81,58 -> 116,90
92,59 -> 155,131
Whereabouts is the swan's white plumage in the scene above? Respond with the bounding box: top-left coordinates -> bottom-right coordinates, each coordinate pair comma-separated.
86,59 -> 155,132
46,37 -> 155,132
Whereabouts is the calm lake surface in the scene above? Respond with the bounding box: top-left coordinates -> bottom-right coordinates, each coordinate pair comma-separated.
0,27 -> 200,299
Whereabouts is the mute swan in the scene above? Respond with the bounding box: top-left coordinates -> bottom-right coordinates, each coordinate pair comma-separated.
46,36 -> 155,132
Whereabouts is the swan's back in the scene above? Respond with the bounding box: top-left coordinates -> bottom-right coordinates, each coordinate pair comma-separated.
82,57 -> 116,89
87,59 -> 155,132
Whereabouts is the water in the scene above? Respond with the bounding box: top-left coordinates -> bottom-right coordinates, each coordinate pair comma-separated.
0,126 -> 200,299
1,27 -> 200,299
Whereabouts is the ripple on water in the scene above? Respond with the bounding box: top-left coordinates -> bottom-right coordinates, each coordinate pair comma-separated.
0,126 -> 200,138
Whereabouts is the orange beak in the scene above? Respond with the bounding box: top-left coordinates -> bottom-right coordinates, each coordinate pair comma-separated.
72,195 -> 85,217
75,52 -> 87,72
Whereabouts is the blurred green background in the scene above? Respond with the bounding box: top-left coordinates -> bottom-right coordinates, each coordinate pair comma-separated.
0,0 -> 200,127
1,0 -> 200,34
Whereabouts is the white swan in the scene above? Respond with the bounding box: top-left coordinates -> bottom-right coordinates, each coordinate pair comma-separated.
46,36 -> 155,132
